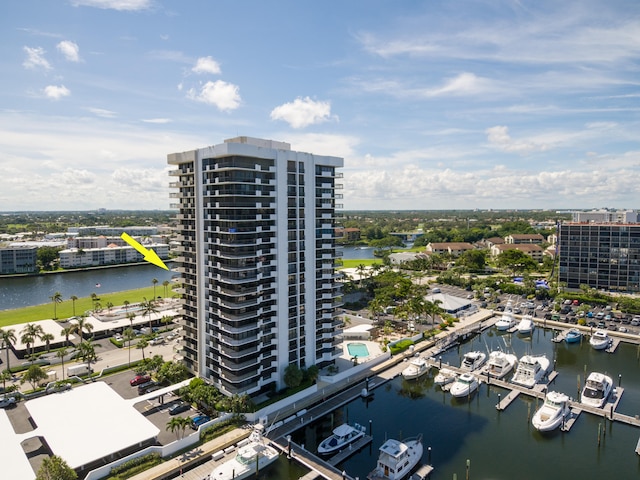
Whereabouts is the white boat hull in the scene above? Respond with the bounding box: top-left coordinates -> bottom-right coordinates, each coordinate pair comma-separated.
532,391 -> 571,432
368,437 -> 423,480
449,373 -> 479,398
581,372 -> 613,408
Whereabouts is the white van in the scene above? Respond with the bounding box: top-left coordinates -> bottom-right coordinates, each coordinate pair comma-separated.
67,364 -> 92,377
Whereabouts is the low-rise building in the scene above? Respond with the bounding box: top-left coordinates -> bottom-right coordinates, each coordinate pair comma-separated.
504,233 -> 545,244
426,242 -> 475,257
59,243 -> 169,268
491,243 -> 544,261
0,245 -> 38,274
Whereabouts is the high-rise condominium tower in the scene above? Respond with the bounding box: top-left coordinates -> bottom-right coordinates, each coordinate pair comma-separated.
168,137 -> 344,397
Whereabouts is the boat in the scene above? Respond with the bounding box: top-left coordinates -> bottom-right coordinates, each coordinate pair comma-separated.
318,422 -> 367,455
495,310 -> 516,331
581,372 -> 613,408
486,351 -> 518,379
433,367 -> 457,386
402,357 -> 430,380
460,351 -> 486,371
590,330 -> 611,350
516,315 -> 535,334
209,424 -> 279,480
511,354 -> 550,388
367,435 -> 423,480
564,328 -> 582,344
449,372 -> 479,398
531,391 -> 571,432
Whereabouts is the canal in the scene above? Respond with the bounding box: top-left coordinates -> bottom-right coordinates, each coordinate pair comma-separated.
0,263 -> 176,311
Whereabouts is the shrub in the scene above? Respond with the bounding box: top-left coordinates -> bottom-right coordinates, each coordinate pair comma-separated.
108,453 -> 162,479
388,339 -> 414,355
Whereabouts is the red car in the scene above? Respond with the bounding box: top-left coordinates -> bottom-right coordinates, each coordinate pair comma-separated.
130,375 -> 151,386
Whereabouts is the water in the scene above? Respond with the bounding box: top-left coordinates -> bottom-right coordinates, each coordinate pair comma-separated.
286,327 -> 640,479
0,263 -> 175,310
342,246 -> 377,260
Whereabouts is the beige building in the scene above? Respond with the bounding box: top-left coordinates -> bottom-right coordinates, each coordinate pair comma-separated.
491,243 -> 544,261
504,233 -> 545,244
426,242 -> 475,257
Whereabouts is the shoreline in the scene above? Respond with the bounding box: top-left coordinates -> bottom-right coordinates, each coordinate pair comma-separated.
0,259 -> 176,279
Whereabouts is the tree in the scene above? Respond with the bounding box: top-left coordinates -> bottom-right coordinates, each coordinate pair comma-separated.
56,347 -> 69,380
37,246 -> 61,272
0,328 -> 17,372
166,416 -> 191,440
123,300 -> 130,314
50,291 -> 63,319
496,249 -> 538,275
141,297 -> 159,330
21,323 -> 44,358
152,278 -> 159,299
136,338 -> 149,360
74,316 -> 94,341
162,280 -> 170,298
457,249 -> 487,272
60,326 -> 75,347
69,295 -> 78,317
77,340 -> 99,373
106,302 -> 114,314
283,364 -> 303,389
156,361 -> 189,384
0,369 -> 12,392
41,333 -> 55,352
22,364 -> 48,391
35,455 -> 77,480
123,327 -> 136,367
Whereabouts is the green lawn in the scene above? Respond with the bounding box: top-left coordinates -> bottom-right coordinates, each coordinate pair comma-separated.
340,259 -> 385,269
0,286 -> 170,327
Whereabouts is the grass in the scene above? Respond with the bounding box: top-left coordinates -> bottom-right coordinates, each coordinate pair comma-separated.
0,286 -> 173,328
340,259 -> 384,269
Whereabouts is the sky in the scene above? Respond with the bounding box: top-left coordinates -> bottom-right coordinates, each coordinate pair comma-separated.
1,0 -> 640,211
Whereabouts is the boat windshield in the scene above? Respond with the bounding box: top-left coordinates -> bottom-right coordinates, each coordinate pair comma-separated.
237,452 -> 258,465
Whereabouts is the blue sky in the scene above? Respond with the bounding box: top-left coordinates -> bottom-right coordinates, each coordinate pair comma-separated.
2,0 -> 639,211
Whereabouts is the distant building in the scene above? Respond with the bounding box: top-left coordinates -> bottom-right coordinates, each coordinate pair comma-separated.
388,251 -> 424,265
59,243 -> 169,268
558,222 -> 640,292
484,237 -> 505,248
0,245 -> 38,274
571,209 -> 639,224
389,231 -> 425,243
491,243 -> 544,262
504,233 -> 545,244
336,227 -> 361,242
426,242 -> 475,257
75,226 -> 158,237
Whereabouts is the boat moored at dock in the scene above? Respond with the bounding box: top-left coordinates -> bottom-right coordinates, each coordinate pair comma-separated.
564,328 -> 582,344
368,435 -> 424,480
516,315 -> 535,334
402,357 -> 430,380
486,351 -> 518,379
317,422 -> 367,455
511,354 -> 550,389
449,372 -> 479,398
590,330 -> 612,350
532,391 -> 571,432
460,351 -> 486,372
581,372 -> 613,408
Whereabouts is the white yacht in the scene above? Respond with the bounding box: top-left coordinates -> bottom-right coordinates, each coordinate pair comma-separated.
460,351 -> 487,372
209,424 -> 279,480
581,372 -> 613,408
433,367 -> 457,387
402,357 -> 430,380
495,310 -> 516,331
516,315 -> 535,334
486,351 -> 518,379
449,373 -> 479,398
367,435 -> 423,480
589,330 -> 611,350
532,391 -> 571,432
318,422 -> 367,455
511,354 -> 550,388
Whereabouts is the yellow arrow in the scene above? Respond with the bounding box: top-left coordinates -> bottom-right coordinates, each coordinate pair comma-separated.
120,232 -> 169,270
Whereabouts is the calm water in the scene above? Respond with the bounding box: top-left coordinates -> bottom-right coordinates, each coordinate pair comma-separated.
0,263 -> 176,310
285,327 -> 640,480
342,246 -> 377,260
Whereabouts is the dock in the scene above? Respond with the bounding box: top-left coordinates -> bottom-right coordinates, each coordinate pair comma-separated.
561,407 -> 582,432
495,389 -> 520,411
409,463 -> 435,480
327,435 -> 373,466
606,338 -> 621,353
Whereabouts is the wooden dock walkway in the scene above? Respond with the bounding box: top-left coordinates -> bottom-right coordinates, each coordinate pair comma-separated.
496,389 -> 520,411
561,407 -> 582,431
327,435 -> 373,466
409,463 -> 435,480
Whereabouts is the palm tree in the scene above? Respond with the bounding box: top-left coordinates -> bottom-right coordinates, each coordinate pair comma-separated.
0,369 -> 12,392
56,347 -> 69,380
21,323 -> 44,358
74,316 -> 94,341
123,327 -> 136,367
166,416 -> 190,440
60,325 -> 75,347
77,340 -> 99,373
123,300 -> 130,314
162,280 -> 170,299
41,333 -> 55,352
106,302 -> 114,315
356,264 -> 367,287
50,291 -> 63,319
152,278 -> 158,300
0,328 -> 17,372
141,297 -> 159,331
70,295 -> 78,317
136,338 -> 149,360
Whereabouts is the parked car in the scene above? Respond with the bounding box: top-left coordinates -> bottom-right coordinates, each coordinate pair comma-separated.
190,414 -> 211,429
149,336 -> 165,346
168,402 -> 191,415
630,318 -> 640,326
137,381 -> 160,395
46,382 -> 72,393
130,375 -> 151,386
0,396 -> 17,409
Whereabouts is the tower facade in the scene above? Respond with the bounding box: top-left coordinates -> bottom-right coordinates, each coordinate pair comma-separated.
168,137 -> 344,397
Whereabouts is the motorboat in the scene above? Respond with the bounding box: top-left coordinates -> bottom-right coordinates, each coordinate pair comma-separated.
589,330 -> 611,350
433,367 -> 457,387
318,422 -> 367,455
516,315 -> 535,334
581,372 -> 613,408
209,424 -> 279,480
511,354 -> 550,389
460,351 -> 486,371
495,310 -> 516,331
564,328 -> 582,344
532,391 -> 571,432
449,373 -> 479,398
367,435 -> 423,480
402,357 -> 430,380
486,351 -> 518,379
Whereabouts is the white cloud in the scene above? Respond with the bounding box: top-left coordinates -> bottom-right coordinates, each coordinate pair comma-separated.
270,97 -> 334,129
141,118 -> 171,124
69,0 -> 151,11
23,46 -> 51,70
485,126 -> 549,154
87,107 -> 117,118
57,40 -> 80,62
187,80 -> 241,112
286,133 -> 359,158
424,73 -> 490,97
192,56 -> 221,75
44,85 -> 71,100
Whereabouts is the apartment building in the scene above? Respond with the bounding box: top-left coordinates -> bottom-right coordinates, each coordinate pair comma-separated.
558,223 -> 640,292
0,245 -> 38,274
167,136 -> 344,397
58,243 -> 169,268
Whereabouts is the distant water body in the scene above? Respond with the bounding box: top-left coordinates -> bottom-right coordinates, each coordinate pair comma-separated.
0,263 -> 175,311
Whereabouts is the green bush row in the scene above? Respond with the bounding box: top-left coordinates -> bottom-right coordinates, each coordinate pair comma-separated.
108,452 -> 162,478
389,339 -> 414,355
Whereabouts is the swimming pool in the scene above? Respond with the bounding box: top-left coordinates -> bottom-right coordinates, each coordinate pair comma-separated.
346,342 -> 370,358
